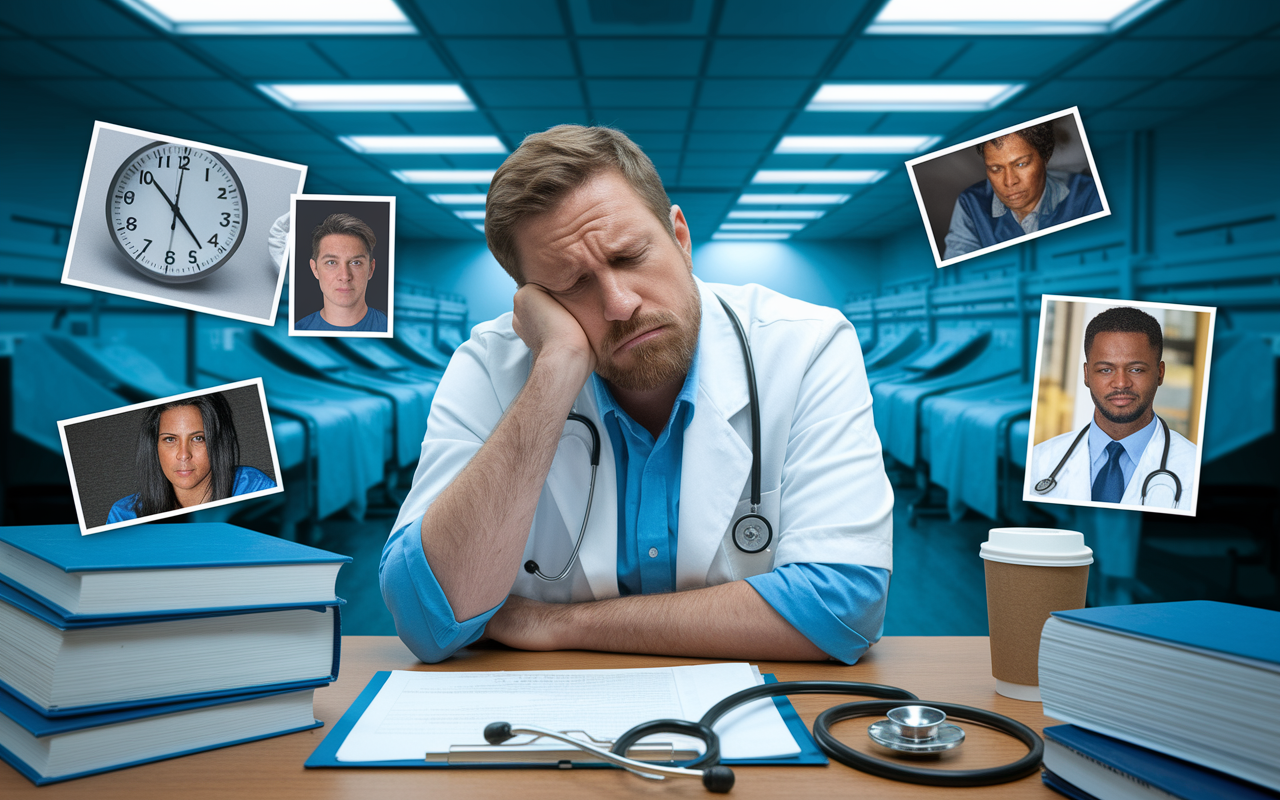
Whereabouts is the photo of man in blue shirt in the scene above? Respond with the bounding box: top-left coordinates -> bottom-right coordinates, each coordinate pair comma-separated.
295,213 -> 388,333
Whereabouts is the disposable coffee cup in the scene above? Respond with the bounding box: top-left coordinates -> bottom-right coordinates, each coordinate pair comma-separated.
980,527 -> 1092,701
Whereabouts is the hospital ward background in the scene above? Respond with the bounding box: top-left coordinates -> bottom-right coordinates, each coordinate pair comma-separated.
0,0 -> 1278,642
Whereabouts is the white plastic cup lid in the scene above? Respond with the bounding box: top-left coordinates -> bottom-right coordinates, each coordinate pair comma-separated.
979,527 -> 1093,567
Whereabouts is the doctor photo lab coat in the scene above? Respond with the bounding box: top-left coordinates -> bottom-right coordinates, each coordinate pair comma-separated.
1026,419 -> 1198,512
391,277 -> 895,605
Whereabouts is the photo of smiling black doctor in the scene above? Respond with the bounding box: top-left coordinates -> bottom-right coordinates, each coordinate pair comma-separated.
1025,296 -> 1215,517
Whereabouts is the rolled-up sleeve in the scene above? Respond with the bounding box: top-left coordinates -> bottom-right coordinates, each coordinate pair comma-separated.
379,515 -> 503,663
746,563 -> 888,665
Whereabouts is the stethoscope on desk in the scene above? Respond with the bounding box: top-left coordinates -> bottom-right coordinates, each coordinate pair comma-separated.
1032,415 -> 1182,505
524,295 -> 774,582
484,679 -> 1044,791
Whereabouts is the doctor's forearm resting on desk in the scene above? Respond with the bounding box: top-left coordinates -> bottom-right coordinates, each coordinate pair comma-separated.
416,286 -> 596,622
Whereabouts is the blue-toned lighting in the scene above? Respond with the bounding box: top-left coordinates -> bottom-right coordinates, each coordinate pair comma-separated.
340,136 -> 506,154
867,0 -> 1167,35
121,0 -> 416,35
808,83 -> 1023,112
428,194 -> 489,205
473,224 -> 486,232
752,170 -> 886,184
737,194 -> 850,205
712,233 -> 793,240
720,223 -> 806,231
727,210 -> 825,220
775,135 -> 941,154
258,84 -> 473,112
393,170 -> 496,184
454,210 -> 487,220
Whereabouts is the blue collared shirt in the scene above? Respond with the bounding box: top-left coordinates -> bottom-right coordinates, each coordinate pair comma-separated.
380,346 -> 888,664
945,170 -> 1074,258
1088,415 -> 1159,490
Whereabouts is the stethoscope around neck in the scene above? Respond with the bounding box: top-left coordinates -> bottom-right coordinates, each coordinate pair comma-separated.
1033,414 -> 1183,505
524,295 -> 772,582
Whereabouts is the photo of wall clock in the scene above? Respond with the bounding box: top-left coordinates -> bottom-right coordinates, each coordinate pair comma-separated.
104,141 -> 248,284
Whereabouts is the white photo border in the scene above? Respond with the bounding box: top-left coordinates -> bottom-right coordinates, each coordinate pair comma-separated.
57,377 -> 285,535
60,120 -> 307,325
287,193 -> 396,339
1022,294 -> 1216,518
905,107 -> 1111,270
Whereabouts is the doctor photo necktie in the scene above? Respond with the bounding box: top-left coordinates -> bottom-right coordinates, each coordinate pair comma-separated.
1092,440 -> 1126,503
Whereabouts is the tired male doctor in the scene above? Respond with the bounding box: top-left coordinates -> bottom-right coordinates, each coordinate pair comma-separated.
1029,306 -> 1197,511
381,125 -> 893,664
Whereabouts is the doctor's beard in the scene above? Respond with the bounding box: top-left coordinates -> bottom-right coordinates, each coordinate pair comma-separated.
1091,389 -> 1153,426
595,274 -> 702,393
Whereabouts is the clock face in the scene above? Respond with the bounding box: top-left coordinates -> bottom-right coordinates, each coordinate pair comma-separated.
104,141 -> 248,284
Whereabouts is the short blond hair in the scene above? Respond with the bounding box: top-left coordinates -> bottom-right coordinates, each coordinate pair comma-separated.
485,125 -> 674,282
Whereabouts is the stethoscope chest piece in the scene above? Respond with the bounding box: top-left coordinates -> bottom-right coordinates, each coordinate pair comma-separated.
732,513 -> 772,554
1033,478 -> 1056,493
867,706 -> 965,754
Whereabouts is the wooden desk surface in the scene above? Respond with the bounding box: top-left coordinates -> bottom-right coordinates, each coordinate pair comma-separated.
3,637 -> 1061,798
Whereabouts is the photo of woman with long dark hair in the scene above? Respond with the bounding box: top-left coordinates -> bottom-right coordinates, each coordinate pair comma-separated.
106,392 -> 276,522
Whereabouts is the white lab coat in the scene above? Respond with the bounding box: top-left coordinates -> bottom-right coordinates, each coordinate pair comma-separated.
1026,418 -> 1197,512
392,278 -> 894,604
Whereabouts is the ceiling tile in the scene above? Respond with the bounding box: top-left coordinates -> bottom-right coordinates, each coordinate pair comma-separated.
29,78 -> 165,109
627,132 -> 686,151
0,0 -> 153,36
1065,39 -> 1234,79
131,79 -> 272,109
831,38 -> 968,79
188,39 -> 345,79
587,79 -> 695,107
693,108 -> 790,131
396,112 -> 500,135
58,39 -> 219,78
566,0 -> 713,36
707,39 -> 838,77
304,111 -> 408,135
717,0 -> 870,35
869,111 -> 979,136
1010,79 -> 1151,111
445,39 -> 575,77
1127,1 -> 1280,37
941,38 -> 1094,79
209,109 -> 313,133
101,108 -> 219,135
492,108 -> 589,131
577,39 -> 704,77
592,108 -> 690,129
677,166 -> 751,186
682,151 -> 761,167
416,0 -> 565,35
1118,78 -> 1254,108
1185,40 -> 1280,78
1081,108 -> 1184,131
698,79 -> 810,107
687,132 -> 776,150
0,41 -> 99,78
785,114 -> 884,135
310,39 -> 451,79
470,79 -> 584,107
236,132 -> 347,154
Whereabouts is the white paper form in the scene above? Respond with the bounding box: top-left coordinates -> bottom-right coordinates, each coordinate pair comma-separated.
335,663 -> 802,762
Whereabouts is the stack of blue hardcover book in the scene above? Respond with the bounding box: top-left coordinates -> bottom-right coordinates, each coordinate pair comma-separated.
0,523 -> 351,784
1038,601 -> 1280,800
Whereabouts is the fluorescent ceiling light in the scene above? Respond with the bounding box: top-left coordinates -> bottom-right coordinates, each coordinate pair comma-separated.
727,210 -> 825,220
737,194 -> 850,205
121,0 -> 416,35
752,170 -> 886,184
808,83 -> 1023,112
473,224 -> 486,232
775,135 -> 941,154
258,84 -> 472,112
454,210 -> 487,220
393,170 -> 496,184
341,136 -> 506,154
712,233 -> 792,241
867,0 -> 1166,35
429,194 -> 488,205
720,223 -> 806,231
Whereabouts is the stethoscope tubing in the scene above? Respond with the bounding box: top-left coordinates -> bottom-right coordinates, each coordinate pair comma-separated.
1034,415 -> 1182,504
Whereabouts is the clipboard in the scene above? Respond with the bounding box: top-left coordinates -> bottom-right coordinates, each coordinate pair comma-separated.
305,671 -> 828,769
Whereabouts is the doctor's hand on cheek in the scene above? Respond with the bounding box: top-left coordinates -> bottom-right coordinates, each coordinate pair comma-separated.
512,283 -> 596,391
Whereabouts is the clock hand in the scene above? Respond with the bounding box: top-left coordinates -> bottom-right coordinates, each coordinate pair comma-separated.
149,177 -> 202,249
170,166 -> 186,232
